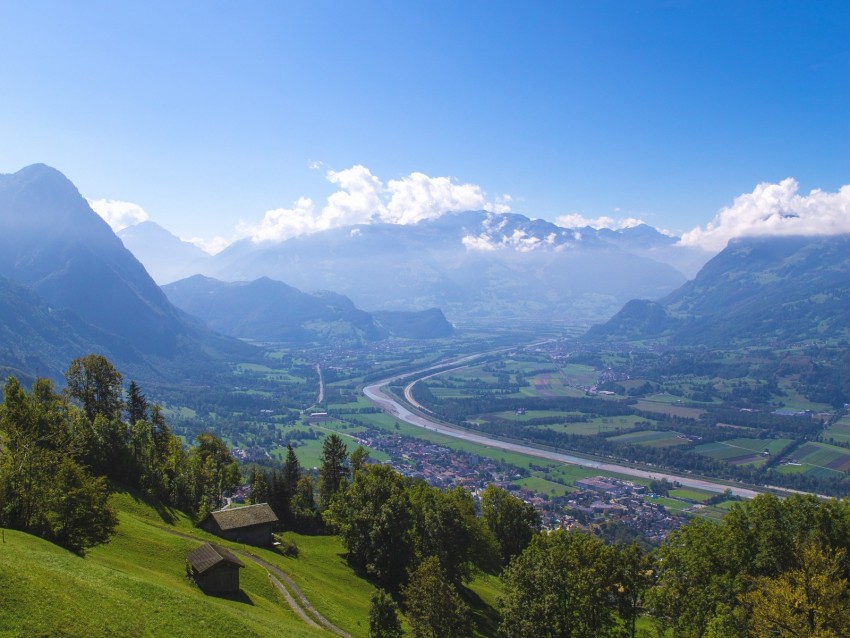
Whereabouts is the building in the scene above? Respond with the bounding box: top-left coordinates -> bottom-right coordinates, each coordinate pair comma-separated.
199,503 -> 279,546
187,542 -> 245,593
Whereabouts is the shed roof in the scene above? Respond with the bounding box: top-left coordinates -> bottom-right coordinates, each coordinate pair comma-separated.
187,542 -> 245,574
207,503 -> 279,530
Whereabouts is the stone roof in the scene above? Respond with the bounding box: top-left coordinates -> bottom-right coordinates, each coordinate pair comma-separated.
207,503 -> 279,530
187,542 -> 245,574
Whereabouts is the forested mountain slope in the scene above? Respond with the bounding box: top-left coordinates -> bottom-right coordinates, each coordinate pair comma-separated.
586,234 -> 850,346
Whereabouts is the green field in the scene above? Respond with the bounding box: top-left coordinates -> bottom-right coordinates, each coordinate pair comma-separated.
694,438 -> 795,467
668,487 -> 715,503
777,441 -> 850,478
823,418 -> 850,445
514,475 -> 575,497
633,399 -> 705,419
607,429 -> 691,448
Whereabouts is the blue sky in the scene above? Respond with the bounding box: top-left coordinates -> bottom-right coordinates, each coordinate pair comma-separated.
1,1 -> 848,252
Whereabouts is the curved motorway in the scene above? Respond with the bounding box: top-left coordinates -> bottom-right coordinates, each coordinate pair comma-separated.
362,369 -> 762,500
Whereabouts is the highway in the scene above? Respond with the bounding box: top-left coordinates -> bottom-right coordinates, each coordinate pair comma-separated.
362,367 -> 763,499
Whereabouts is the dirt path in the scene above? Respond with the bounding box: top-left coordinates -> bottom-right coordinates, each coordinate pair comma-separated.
240,550 -> 354,638
268,573 -> 322,630
158,524 -> 349,636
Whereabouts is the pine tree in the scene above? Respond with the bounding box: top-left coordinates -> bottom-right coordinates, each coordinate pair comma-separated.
319,433 -> 349,507
125,380 -> 148,425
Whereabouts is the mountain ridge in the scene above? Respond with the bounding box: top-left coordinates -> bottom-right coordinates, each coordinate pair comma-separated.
585,234 -> 850,346
162,275 -> 454,344
0,164 -> 256,383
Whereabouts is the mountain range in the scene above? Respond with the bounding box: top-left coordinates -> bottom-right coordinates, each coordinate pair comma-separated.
123,212 -> 707,327
0,164 -> 254,384
162,275 -> 454,344
586,234 -> 850,347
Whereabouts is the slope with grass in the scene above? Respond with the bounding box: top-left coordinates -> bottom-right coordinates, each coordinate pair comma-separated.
0,487 -> 502,638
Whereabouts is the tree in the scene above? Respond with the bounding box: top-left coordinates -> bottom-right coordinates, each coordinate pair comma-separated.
350,445 -> 370,475
368,588 -> 403,638
613,543 -> 655,638
319,433 -> 349,507
125,380 -> 148,425
249,467 -> 271,504
64,354 -> 124,422
480,484 -> 541,565
647,517 -> 738,638
290,475 -> 322,533
46,457 -> 118,554
283,443 -> 302,494
324,464 -> 413,589
409,481 -> 474,585
403,556 -> 471,638
498,530 -> 619,638
0,375 -> 117,553
190,432 -> 240,514
741,543 -> 850,638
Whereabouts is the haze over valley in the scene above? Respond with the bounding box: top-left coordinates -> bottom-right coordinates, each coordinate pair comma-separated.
2,3 -> 850,637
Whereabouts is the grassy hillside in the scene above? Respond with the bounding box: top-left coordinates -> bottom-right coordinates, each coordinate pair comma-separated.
0,488 -> 502,637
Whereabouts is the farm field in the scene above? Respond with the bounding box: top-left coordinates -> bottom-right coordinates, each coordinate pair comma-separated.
694,438 -> 795,467
668,487 -> 714,502
633,399 -> 706,419
823,417 -> 850,445
521,375 -> 585,398
514,475 -> 575,498
607,430 -> 691,448
776,441 -> 850,478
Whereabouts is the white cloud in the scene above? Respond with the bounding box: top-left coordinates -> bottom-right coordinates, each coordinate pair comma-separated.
87,198 -> 149,231
679,178 -> 850,252
238,165 -> 512,243
461,228 -> 560,253
236,197 -> 318,243
461,234 -> 499,251
553,212 -> 646,230
186,235 -> 230,255
322,165 -> 385,227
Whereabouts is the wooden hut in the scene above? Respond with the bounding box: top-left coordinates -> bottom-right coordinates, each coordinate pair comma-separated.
187,542 -> 245,593
199,503 -> 278,546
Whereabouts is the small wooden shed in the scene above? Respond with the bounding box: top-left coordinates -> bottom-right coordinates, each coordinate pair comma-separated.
187,542 -> 245,593
199,503 -> 279,546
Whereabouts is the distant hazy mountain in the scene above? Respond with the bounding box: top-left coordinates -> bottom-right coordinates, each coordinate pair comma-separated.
0,164 -> 254,382
587,224 -> 710,279
586,235 -> 850,346
118,221 -> 210,284
163,275 -> 454,344
193,211 -> 688,327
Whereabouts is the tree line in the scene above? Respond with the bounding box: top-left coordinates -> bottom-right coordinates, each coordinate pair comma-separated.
0,354 -> 240,553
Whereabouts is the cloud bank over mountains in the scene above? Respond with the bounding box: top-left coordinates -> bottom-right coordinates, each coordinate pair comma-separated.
236,165 -> 513,244
679,178 -> 850,252
88,166 -> 850,256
